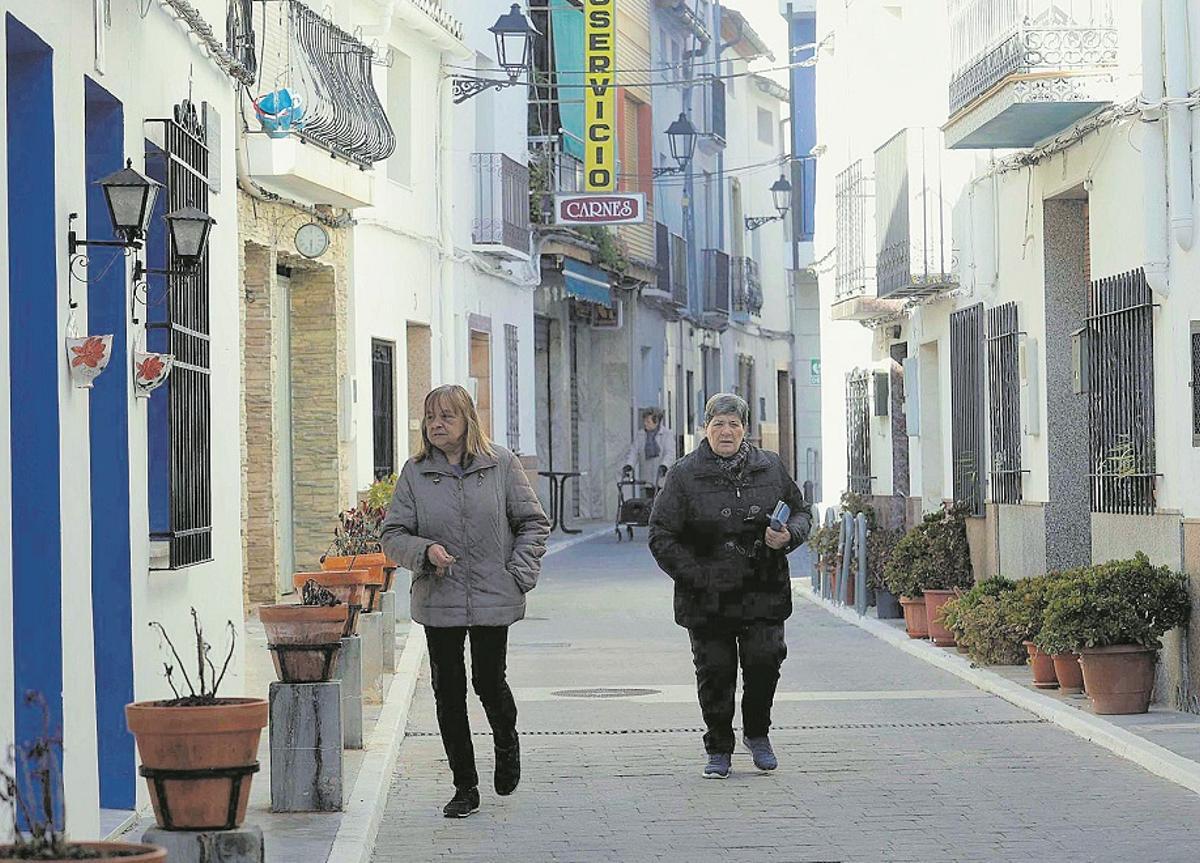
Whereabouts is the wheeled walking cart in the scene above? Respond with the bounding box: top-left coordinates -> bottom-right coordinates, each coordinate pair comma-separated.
615,465 -> 665,541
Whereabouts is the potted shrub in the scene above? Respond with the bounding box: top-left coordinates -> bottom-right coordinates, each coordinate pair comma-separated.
321,502 -> 388,610
2,693 -> 165,862
1037,554 -> 1190,714
367,474 -> 399,587
808,524 -> 841,596
1000,573 -> 1066,689
125,611 -> 268,831
941,577 -> 1025,665
260,580 -> 355,683
883,523 -> 928,639
914,504 -> 974,647
867,527 -> 905,619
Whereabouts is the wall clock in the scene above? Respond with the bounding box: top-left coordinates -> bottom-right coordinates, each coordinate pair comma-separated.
295,222 -> 330,259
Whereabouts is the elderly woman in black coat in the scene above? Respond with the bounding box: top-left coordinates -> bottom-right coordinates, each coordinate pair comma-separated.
648,393 -> 812,779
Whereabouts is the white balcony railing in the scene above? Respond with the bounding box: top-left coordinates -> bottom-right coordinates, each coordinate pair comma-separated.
835,161 -> 875,301
471,153 -> 531,259
948,0 -> 1118,116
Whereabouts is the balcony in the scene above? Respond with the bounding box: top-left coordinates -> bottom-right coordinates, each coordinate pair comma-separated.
471,153 -> 532,260
875,128 -> 958,300
697,75 -> 727,150
731,257 -> 763,319
945,0 -> 1119,149
529,135 -> 583,224
701,248 -> 731,329
243,0 -> 394,208
832,161 -> 903,323
648,221 -> 688,311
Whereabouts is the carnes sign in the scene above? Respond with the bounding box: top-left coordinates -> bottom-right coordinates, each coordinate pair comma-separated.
555,193 -> 646,226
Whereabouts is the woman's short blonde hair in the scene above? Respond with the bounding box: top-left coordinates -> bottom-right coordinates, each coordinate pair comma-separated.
416,384 -> 496,462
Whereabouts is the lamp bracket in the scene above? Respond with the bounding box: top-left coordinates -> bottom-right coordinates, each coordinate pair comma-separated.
744,215 -> 783,232
653,166 -> 687,177
451,75 -> 523,104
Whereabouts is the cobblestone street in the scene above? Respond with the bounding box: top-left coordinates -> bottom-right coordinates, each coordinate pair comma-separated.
370,536 -> 1200,863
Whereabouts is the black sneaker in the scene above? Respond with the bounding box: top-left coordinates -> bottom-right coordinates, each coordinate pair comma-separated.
495,739 -> 521,796
442,787 -> 480,818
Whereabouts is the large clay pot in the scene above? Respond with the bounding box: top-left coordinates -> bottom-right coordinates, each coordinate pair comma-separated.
1,842 -> 166,862
293,570 -> 367,621
1052,652 -> 1085,695
875,588 -> 903,620
1079,645 -> 1157,715
1024,641 -> 1058,689
126,698 -> 268,831
924,589 -> 958,647
260,604 -> 351,682
323,553 -> 387,611
899,596 -> 929,639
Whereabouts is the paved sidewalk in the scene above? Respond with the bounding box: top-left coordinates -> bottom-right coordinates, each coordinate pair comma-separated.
371,536 -> 1200,863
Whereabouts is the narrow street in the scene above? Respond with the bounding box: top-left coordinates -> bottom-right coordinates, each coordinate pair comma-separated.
371,537 -> 1200,863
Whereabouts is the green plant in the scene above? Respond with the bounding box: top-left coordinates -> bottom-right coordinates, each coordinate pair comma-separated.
148,609 -> 237,707
366,474 -> 397,512
808,524 -> 840,569
580,226 -> 630,277
1035,553 -> 1191,654
839,491 -> 878,530
882,521 -> 929,598
882,504 -> 974,597
942,577 -> 1025,665
866,527 -> 904,591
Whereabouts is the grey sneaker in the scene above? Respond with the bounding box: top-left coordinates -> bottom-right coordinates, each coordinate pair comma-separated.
702,752 -> 731,779
743,736 -> 778,771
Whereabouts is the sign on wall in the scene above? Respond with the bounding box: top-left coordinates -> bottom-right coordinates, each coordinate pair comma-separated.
584,0 -> 616,191
555,192 -> 646,225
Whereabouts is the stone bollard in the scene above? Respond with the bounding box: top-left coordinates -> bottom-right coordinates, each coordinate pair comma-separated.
268,681 -> 343,812
379,591 -> 398,675
393,569 -> 411,621
334,635 -> 363,749
359,611 -> 384,705
142,825 -> 263,863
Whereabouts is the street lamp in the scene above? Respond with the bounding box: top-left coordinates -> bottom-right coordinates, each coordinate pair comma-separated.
68,159 -> 162,256
164,206 -> 217,267
745,174 -> 793,231
653,113 -> 699,177
454,4 -> 540,103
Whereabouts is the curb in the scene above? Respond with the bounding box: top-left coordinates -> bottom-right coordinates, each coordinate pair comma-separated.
794,579 -> 1200,797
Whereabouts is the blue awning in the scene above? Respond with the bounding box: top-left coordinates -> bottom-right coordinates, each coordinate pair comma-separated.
564,259 -> 612,307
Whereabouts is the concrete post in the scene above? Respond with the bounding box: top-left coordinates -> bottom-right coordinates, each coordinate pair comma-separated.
379,591 -> 397,675
334,635 -> 363,749
141,826 -> 263,863
268,682 -> 343,812
359,611 -> 384,704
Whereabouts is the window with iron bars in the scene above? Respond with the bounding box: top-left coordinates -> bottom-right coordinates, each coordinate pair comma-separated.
986,302 -> 1022,504
950,303 -> 986,515
845,370 -> 872,495
1088,269 -> 1156,515
835,160 -> 874,300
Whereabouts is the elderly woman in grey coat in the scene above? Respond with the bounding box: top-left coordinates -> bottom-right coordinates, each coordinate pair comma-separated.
381,384 -> 550,819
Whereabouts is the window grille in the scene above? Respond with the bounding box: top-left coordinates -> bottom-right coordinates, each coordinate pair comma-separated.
372,340 -> 396,480
505,324 -> 520,451
846,370 -> 872,495
835,160 -> 874,299
950,303 -> 986,515
1088,269 -> 1156,514
987,302 -> 1022,504
1191,322 -> 1200,447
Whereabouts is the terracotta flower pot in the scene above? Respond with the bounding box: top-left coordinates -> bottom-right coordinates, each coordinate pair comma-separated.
293,571 -> 367,631
1079,644 -> 1157,715
899,596 -> 929,639
0,842 -> 166,862
1024,641 -> 1058,689
126,698 -> 268,831
924,590 -> 958,647
260,604 -> 350,682
323,553 -> 387,611
1052,652 -> 1085,695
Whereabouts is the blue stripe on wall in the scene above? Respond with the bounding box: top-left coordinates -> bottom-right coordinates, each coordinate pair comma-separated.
789,12 -> 817,242
85,77 -> 135,810
6,14 -> 63,815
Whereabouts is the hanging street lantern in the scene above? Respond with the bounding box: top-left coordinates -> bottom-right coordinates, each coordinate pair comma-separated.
97,159 -> 162,247
491,3 -> 539,80
164,206 -> 216,267
653,113 -> 698,177
770,174 -> 793,216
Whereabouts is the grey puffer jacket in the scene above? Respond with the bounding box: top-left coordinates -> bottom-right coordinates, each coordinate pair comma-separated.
380,446 -> 550,628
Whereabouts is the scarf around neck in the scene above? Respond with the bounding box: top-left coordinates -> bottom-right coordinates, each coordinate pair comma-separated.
713,440 -> 751,478
643,428 -> 661,461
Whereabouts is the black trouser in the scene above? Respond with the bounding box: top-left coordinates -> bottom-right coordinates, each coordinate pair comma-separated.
687,621 -> 787,755
425,625 -> 518,791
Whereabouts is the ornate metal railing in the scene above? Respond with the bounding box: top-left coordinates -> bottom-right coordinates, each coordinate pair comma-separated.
253,0 -> 395,166
225,0 -> 257,81
951,303 -> 987,515
845,370 -> 872,496
731,256 -> 763,316
471,153 -> 531,253
948,0 -> 1118,116
529,135 -> 582,224
987,302 -> 1023,505
835,160 -> 874,300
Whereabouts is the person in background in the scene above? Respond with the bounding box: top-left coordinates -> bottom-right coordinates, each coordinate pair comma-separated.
648,393 -> 812,779
381,385 -> 550,818
623,407 -> 676,494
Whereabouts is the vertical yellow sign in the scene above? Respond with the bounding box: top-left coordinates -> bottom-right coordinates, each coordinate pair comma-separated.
584,0 -> 616,191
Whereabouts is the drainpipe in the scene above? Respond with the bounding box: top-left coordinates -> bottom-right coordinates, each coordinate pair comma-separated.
437,70 -> 456,384
1142,0 -> 1170,294
1165,0 -> 1193,251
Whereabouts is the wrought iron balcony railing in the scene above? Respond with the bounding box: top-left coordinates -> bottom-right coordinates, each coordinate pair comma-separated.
471,153 -> 532,257
653,222 -> 689,307
702,249 -> 731,315
731,256 -> 763,317
529,136 -> 583,224
834,160 -> 875,300
251,0 -> 395,166
948,0 -> 1118,117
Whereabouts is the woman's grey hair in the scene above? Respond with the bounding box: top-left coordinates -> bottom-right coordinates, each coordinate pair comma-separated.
704,393 -> 749,426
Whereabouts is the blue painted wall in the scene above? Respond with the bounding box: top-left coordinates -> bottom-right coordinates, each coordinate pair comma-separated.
6,14 -> 63,814
85,77 -> 136,810
788,9 -> 817,243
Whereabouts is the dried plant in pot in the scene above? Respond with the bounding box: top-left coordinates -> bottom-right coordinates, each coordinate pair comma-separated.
125,611 -> 268,831
260,580 -> 353,683
1,692 -> 165,861
321,502 -> 389,609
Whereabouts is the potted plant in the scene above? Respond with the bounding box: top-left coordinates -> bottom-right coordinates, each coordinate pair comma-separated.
2,693 -> 165,861
912,504 -> 975,647
125,610 -> 268,831
294,569 -> 368,614
1037,554 -> 1190,714
260,580 -> 355,683
321,502 -> 388,610
999,573 -> 1065,689
867,527 -> 905,619
366,474 -> 399,587
941,577 -> 1026,665
883,522 -> 928,639
808,524 -> 841,597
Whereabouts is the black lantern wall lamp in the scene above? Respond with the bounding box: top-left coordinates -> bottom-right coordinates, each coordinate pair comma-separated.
452,4 -> 540,104
744,174 -> 793,231
653,113 -> 699,177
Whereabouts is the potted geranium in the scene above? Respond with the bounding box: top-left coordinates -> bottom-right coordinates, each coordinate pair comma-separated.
125,611 -> 268,831
941,577 -> 1025,665
2,693 -> 165,861
867,527 -> 905,619
260,580 -> 356,683
1036,554 -> 1190,714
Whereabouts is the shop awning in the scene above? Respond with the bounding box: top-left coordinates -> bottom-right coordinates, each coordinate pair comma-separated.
564,258 -> 612,306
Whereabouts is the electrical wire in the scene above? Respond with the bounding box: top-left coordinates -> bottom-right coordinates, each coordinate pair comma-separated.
442,44 -> 815,78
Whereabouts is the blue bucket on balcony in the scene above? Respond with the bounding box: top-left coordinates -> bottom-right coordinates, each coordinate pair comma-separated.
254,88 -> 305,139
